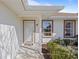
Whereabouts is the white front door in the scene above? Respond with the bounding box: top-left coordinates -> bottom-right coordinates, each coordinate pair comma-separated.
24,20 -> 35,43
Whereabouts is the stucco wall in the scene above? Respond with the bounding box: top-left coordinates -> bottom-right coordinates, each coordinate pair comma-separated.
0,2 -> 23,46
53,19 -> 64,39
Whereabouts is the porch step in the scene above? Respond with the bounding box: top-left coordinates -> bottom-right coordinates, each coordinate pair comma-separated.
42,44 -> 52,59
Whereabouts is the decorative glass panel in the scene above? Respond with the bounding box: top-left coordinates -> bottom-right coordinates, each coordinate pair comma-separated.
42,20 -> 53,37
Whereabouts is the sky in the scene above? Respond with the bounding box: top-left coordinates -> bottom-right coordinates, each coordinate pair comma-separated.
27,0 -> 78,13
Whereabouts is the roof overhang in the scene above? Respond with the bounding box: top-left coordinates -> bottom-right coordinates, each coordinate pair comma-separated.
0,0 -> 64,17
24,6 -> 64,11
22,0 -> 64,11
50,13 -> 78,20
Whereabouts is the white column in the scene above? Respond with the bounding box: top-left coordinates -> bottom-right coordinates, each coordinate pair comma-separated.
36,15 -> 42,53
39,16 -> 43,53
38,16 -> 42,43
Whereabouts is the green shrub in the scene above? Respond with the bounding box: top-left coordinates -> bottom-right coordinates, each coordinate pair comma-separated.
53,39 -> 75,46
53,39 -> 64,45
47,42 -> 77,59
63,39 -> 71,46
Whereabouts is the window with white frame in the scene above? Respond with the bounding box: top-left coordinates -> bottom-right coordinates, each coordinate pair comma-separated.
64,20 -> 76,38
42,20 -> 53,37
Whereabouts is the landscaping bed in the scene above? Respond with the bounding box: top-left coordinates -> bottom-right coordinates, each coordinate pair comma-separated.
47,39 -> 78,59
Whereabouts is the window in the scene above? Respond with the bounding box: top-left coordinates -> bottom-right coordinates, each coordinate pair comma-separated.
64,20 -> 76,38
42,20 -> 53,37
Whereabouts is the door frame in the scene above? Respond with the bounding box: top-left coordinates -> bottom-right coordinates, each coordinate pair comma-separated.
23,20 -> 36,43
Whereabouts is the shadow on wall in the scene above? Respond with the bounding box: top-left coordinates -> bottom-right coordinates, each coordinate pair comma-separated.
48,33 -> 64,43
0,24 -> 19,59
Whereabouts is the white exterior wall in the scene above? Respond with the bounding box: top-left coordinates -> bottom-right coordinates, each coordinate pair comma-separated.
53,19 -> 64,39
0,2 -> 23,46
